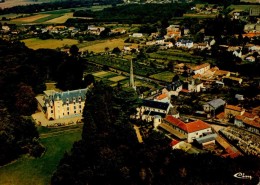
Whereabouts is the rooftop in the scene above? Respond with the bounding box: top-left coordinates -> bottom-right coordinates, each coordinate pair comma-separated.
164,115 -> 211,133
225,105 -> 244,112
142,100 -> 170,111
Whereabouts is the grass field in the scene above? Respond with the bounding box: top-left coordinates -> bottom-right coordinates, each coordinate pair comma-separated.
22,38 -> 78,50
12,14 -> 51,22
108,75 -> 127,82
45,13 -> 74,23
0,126 -> 82,185
149,49 -> 203,64
228,5 -> 260,12
80,38 -> 129,53
149,71 -> 177,82
33,14 -> 64,23
183,13 -> 217,18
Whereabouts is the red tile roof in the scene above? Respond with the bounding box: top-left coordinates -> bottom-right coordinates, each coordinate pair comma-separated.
170,139 -> 180,146
155,94 -> 168,100
192,63 -> 210,71
225,105 -> 243,112
186,120 -> 211,133
242,112 -> 256,119
164,115 -> 211,133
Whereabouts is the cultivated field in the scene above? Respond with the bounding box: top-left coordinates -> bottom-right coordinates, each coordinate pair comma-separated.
80,38 -> 130,53
0,0 -> 42,9
183,13 -> 217,18
0,126 -> 82,185
45,13 -> 74,23
109,75 -> 127,82
22,38 -> 78,50
12,14 -> 51,22
228,5 -> 260,12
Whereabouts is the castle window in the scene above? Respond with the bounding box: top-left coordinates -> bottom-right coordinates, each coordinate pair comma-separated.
67,107 -> 69,111
67,112 -> 69,115
51,110 -> 53,113
74,111 -> 76,114
79,105 -> 82,109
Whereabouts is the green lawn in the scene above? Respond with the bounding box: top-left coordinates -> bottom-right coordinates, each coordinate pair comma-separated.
22,38 -> 78,50
149,71 -> 177,82
0,126 -> 82,185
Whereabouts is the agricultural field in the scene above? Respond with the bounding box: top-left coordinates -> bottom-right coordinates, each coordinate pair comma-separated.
92,70 -> 128,87
149,71 -> 177,82
149,49 -> 203,64
228,5 -> 260,12
80,38 -> 130,53
183,13 -> 217,19
0,125 -> 82,185
22,38 -> 78,50
87,55 -> 163,76
45,13 -> 74,23
11,14 -> 51,22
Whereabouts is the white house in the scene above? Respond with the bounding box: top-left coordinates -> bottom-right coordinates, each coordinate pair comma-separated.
175,39 -> 194,49
132,33 -> 143,38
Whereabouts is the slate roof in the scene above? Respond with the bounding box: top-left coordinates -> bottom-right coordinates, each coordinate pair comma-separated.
45,88 -> 88,105
142,100 -> 170,111
206,99 -> 226,109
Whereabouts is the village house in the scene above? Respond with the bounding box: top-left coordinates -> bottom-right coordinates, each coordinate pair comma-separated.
175,39 -> 194,49
183,79 -> 204,92
203,98 -> 226,118
194,42 -> 211,50
131,33 -> 143,38
136,99 -> 173,122
40,88 -> 88,120
87,25 -> 105,35
191,63 -> 210,75
123,44 -> 139,53
235,113 -> 260,134
156,115 -> 213,143
224,104 -> 245,119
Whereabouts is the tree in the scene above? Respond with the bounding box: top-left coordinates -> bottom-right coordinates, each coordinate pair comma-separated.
112,47 -> 121,55
104,47 -> 110,54
100,28 -> 111,38
69,45 -> 79,57
15,83 -> 37,116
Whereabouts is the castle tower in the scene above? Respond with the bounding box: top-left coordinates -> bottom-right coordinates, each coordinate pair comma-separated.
130,59 -> 136,90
